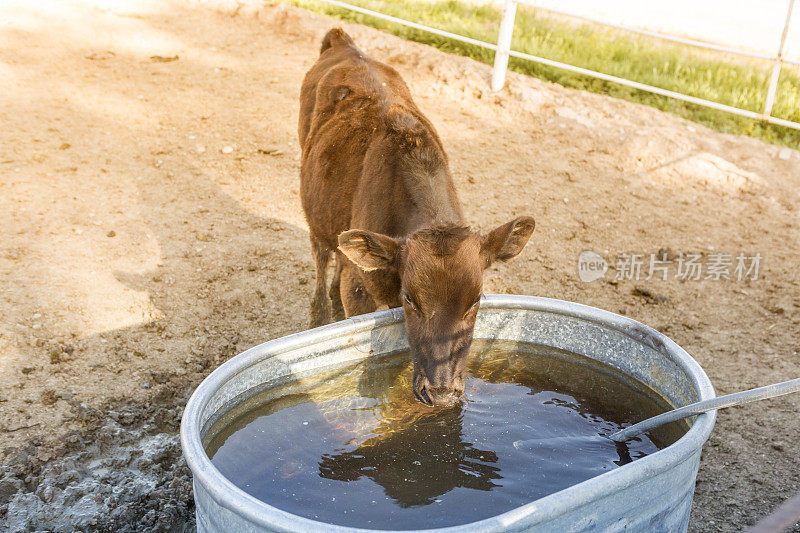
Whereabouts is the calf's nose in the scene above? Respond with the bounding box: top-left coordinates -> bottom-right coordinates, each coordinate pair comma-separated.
425,387 -> 460,406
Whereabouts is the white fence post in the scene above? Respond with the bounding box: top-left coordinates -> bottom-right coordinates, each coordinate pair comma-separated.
491,0 -> 518,91
763,0 -> 795,118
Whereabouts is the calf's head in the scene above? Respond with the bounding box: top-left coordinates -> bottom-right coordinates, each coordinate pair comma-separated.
338,216 -> 535,406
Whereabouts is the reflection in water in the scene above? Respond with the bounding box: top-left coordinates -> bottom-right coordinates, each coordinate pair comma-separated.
318,404 -> 501,507
205,345 -> 685,530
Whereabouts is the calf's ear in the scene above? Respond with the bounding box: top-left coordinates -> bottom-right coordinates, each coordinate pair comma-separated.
338,229 -> 400,271
481,216 -> 536,267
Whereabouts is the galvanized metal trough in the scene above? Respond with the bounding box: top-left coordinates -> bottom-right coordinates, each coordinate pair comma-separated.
180,295 -> 716,532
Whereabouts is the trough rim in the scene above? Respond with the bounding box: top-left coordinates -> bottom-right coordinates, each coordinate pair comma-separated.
180,294 -> 717,532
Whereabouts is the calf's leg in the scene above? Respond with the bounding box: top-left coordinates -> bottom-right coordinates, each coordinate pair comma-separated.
309,235 -> 332,327
329,253 -> 345,322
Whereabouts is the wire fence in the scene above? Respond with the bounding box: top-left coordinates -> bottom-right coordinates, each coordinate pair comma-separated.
314,0 -> 800,131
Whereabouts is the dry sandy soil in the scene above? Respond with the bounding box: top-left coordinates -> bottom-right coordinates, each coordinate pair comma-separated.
1,0 -> 799,531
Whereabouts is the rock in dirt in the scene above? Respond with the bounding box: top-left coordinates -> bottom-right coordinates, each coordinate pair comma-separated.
257,146 -> 284,156
150,55 -> 179,63
656,247 -> 679,261
632,286 -> 670,304
554,106 -> 595,129
85,51 -> 115,60
41,390 -> 57,406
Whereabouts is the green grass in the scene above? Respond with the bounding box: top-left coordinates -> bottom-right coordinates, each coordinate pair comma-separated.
288,0 -> 800,148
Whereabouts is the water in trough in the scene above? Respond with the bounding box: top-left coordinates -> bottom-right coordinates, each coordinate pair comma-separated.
204,343 -> 685,530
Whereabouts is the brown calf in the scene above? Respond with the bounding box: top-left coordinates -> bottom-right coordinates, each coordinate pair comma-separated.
299,28 -> 535,406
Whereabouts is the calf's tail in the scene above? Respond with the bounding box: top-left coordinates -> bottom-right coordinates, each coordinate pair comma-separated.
320,27 -> 356,54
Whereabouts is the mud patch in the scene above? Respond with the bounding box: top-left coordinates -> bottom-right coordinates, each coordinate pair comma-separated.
0,383 -> 195,533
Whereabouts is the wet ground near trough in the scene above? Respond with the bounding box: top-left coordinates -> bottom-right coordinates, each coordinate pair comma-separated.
1,380 -> 196,532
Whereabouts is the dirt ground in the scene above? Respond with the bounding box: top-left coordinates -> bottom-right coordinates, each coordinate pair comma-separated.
1,0 -> 799,531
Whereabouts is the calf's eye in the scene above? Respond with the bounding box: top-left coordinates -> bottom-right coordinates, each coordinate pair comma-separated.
403,292 -> 418,312
464,296 -> 482,319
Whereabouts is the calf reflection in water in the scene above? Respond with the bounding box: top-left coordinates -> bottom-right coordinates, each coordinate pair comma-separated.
318,404 -> 501,507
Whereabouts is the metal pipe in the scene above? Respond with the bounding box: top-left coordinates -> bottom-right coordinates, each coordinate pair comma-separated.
315,0 -> 497,51
745,492 -> 800,533
506,47 -> 800,129
608,377 -> 800,443
763,0 -> 795,118
514,0 -> 780,62
312,0 -> 800,131
491,0 -> 518,91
